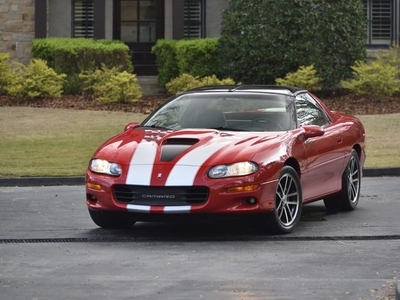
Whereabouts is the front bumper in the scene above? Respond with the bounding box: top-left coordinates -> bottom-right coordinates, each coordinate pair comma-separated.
85,171 -> 278,215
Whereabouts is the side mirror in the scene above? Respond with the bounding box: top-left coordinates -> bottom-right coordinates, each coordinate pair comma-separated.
124,122 -> 140,131
302,125 -> 324,139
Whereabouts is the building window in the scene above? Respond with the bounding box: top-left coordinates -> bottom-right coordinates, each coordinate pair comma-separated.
184,0 -> 204,38
365,0 -> 393,45
73,0 -> 94,38
120,0 -> 157,43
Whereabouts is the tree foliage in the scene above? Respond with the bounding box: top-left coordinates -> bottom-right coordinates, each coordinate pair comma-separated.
217,0 -> 366,88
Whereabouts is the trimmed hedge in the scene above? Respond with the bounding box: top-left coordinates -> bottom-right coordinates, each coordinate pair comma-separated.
175,38 -> 219,78
152,38 -> 219,87
31,38 -> 133,76
152,39 -> 179,87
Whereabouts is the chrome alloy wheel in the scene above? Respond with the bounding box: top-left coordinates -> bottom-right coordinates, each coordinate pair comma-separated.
346,154 -> 360,204
275,172 -> 301,227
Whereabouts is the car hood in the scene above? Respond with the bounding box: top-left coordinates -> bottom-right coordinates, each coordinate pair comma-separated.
92,128 -> 290,186
94,128 -> 285,167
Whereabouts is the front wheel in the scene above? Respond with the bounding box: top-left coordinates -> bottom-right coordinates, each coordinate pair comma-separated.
257,166 -> 303,234
88,209 -> 136,229
324,149 -> 361,212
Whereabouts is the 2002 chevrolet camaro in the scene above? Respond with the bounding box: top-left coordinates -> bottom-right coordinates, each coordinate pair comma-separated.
85,85 -> 366,234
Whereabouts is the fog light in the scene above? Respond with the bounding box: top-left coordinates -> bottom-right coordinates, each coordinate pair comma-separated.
87,193 -> 97,202
246,197 -> 257,204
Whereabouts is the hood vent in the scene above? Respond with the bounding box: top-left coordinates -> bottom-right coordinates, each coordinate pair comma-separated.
164,138 -> 199,145
161,138 -> 199,161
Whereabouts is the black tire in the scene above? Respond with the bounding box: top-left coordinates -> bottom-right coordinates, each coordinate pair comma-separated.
324,149 -> 361,212
88,209 -> 136,229
264,166 -> 303,234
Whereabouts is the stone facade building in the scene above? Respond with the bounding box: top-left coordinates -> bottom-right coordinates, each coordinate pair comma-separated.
0,0 -> 35,65
0,0 -> 399,73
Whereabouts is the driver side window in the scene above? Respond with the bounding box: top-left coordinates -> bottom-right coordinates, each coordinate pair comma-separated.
296,93 -> 329,127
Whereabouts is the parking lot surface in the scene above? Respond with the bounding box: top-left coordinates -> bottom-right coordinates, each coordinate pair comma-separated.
0,177 -> 399,300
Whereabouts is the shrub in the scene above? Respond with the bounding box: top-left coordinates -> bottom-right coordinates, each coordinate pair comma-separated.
341,59 -> 400,98
79,66 -> 142,103
152,39 -> 220,88
63,74 -> 84,95
32,38 -> 133,77
152,39 -> 179,87
0,53 -> 14,95
275,65 -> 321,91
175,39 -> 219,77
6,59 -> 66,99
166,74 -> 236,95
377,44 -> 400,71
199,75 -> 236,87
165,74 -> 200,95
217,0 -> 366,88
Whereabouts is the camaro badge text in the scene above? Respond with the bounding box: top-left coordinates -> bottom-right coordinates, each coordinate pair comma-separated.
142,194 -> 176,199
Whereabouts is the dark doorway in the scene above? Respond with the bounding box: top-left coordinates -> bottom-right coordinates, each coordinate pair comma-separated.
113,0 -> 164,75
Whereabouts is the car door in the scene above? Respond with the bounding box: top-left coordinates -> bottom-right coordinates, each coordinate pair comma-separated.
296,93 -> 346,202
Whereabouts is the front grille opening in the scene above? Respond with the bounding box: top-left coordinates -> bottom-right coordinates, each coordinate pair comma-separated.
113,185 -> 209,206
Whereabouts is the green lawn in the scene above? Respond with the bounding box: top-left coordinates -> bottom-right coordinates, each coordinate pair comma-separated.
0,107 -> 147,177
0,107 -> 398,177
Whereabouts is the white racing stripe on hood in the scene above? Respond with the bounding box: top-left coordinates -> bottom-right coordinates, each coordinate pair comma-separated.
126,141 -> 157,185
166,139 -> 231,186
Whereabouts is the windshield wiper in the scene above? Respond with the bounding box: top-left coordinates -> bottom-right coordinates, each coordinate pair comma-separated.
139,125 -> 172,130
208,127 -> 248,132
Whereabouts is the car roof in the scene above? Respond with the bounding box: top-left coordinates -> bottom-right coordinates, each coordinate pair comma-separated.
184,85 -> 307,96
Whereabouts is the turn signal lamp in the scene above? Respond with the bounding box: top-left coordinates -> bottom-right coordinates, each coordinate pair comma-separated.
86,182 -> 102,190
227,184 -> 259,193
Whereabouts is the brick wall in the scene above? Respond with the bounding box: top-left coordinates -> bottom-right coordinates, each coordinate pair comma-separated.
0,0 -> 35,65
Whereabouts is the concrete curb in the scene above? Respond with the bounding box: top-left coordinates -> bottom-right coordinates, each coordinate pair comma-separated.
363,167 -> 400,177
0,168 -> 399,187
0,176 -> 84,187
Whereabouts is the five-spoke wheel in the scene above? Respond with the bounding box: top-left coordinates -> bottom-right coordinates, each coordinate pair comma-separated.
268,166 -> 303,234
324,149 -> 361,211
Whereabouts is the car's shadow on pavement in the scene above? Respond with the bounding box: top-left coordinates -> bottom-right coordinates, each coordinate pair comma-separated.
84,204 -> 335,242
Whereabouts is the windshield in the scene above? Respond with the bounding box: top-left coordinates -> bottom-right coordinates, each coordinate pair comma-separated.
141,92 -> 297,132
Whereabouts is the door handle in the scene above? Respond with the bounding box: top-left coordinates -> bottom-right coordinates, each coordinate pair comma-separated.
337,136 -> 343,144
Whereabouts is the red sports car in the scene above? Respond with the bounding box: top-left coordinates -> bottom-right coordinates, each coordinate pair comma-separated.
85,85 -> 366,233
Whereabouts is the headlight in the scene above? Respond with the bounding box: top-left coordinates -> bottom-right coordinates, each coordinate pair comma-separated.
89,159 -> 122,176
208,161 -> 258,178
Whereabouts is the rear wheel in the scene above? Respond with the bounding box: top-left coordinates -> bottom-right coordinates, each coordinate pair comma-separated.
88,209 -> 136,229
324,149 -> 361,212
260,166 -> 302,234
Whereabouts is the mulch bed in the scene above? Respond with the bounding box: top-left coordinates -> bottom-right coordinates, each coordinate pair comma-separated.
1,93 -> 400,115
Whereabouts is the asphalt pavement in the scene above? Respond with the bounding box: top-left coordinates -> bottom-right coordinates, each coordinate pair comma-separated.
1,177 -> 400,299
